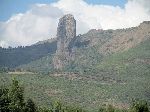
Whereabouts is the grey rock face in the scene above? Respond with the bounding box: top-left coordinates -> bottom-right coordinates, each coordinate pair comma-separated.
53,14 -> 76,69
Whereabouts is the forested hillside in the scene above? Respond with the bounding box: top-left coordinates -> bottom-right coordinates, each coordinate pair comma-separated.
19,21 -> 150,74
1,79 -> 149,112
0,15 -> 150,111
0,40 -> 56,68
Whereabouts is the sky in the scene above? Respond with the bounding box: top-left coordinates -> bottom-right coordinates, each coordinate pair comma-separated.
0,0 -> 150,47
0,0 -> 127,21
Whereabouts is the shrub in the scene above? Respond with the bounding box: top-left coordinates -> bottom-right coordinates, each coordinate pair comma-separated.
130,100 -> 149,112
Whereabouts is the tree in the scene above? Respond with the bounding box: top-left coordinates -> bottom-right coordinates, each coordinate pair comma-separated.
106,105 -> 115,112
25,99 -> 37,112
0,79 -> 39,112
0,88 -> 10,112
9,79 -> 25,112
52,101 -> 63,112
130,100 -> 149,112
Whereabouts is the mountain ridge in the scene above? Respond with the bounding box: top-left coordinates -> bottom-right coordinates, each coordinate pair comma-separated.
0,15 -> 150,111
17,19 -> 150,73
0,15 -> 150,72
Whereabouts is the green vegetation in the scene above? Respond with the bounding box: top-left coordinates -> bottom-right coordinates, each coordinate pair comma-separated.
0,22 -> 150,112
65,46 -> 103,73
130,100 -> 149,112
0,39 -> 149,111
0,79 -> 85,112
0,79 -> 149,112
0,41 -> 56,68
18,54 -> 54,74
0,68 -> 150,112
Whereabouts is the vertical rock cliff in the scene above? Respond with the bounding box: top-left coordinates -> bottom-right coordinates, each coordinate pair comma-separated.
53,14 -> 76,69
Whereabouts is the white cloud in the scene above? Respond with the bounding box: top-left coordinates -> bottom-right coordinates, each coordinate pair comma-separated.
0,4 -> 63,47
0,0 -> 150,47
53,0 -> 150,30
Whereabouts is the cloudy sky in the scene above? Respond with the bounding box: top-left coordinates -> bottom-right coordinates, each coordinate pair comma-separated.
0,0 -> 150,47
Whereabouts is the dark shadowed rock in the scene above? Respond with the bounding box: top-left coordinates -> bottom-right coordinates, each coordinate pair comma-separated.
53,14 -> 76,69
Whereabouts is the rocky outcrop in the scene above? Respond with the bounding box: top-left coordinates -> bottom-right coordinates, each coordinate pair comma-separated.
53,14 -> 76,69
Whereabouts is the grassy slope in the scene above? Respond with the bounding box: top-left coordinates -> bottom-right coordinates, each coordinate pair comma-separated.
96,39 -> 150,101
65,46 -> 103,73
18,54 -> 54,74
0,40 -> 150,111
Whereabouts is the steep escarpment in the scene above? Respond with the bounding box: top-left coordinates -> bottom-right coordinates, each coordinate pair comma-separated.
53,14 -> 76,69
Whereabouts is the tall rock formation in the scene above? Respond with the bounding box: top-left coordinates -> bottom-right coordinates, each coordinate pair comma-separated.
53,14 -> 76,69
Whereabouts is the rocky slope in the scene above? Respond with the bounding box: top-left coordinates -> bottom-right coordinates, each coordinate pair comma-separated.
60,20 -> 150,72
99,21 -> 150,55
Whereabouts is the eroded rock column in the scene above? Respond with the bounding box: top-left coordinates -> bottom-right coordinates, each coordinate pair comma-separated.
53,14 -> 76,69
